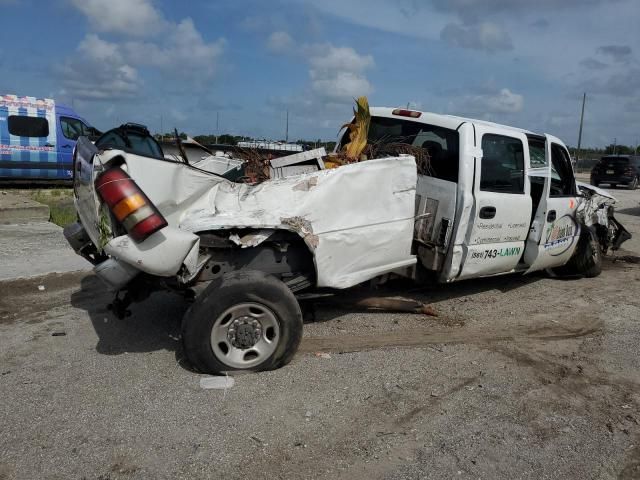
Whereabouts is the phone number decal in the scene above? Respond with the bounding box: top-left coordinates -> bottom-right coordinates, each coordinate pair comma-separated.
471,246 -> 521,260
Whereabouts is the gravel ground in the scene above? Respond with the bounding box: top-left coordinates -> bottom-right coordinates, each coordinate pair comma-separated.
1,186 -> 639,480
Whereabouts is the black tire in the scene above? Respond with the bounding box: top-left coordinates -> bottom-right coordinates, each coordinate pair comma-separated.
561,227 -> 602,278
182,271 -> 303,374
628,176 -> 639,190
611,183 -> 617,188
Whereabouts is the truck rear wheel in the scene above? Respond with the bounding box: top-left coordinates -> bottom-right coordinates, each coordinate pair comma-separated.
182,271 -> 303,374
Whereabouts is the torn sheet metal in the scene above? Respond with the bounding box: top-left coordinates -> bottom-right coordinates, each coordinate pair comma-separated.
576,181 -> 616,228
179,156 -> 418,289
229,229 -> 275,248
575,181 -> 630,251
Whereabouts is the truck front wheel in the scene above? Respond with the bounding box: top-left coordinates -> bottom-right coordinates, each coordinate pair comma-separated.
182,271 -> 303,374
556,227 -> 603,278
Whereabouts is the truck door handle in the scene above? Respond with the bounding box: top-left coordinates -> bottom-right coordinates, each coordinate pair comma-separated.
479,206 -> 496,219
547,210 -> 556,222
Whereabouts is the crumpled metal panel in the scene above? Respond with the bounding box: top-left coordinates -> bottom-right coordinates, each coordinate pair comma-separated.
575,181 -> 616,229
179,156 -> 418,289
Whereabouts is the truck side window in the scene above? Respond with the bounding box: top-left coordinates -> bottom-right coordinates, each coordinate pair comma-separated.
7,115 -> 49,137
480,134 -> 524,194
61,116 -> 88,141
550,144 -> 576,196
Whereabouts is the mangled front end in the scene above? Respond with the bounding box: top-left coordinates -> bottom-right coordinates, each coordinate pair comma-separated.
576,182 -> 631,252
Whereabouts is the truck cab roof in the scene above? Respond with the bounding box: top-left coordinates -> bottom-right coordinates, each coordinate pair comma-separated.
369,107 -> 538,137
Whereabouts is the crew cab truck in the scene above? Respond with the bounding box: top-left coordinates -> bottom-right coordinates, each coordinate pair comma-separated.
0,94 -> 100,182
64,108 -> 629,374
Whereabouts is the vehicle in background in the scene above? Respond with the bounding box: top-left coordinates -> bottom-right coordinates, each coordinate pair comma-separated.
237,141 -> 303,152
0,94 -> 100,182
64,107 -> 630,375
590,155 -> 640,189
97,123 -> 245,180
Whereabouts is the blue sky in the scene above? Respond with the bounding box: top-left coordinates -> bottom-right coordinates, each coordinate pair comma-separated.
0,0 -> 638,147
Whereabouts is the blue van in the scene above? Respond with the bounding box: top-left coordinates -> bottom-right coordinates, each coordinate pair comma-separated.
0,94 -> 100,182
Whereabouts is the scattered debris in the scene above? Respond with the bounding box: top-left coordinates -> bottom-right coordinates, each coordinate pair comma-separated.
37,285 -> 45,291
51,331 -> 66,337
199,376 -> 235,390
333,296 -> 437,316
314,352 -> 331,359
614,255 -> 640,264
250,435 -> 266,445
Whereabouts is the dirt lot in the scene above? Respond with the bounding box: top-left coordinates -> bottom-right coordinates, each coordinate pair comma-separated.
1,185 -> 639,480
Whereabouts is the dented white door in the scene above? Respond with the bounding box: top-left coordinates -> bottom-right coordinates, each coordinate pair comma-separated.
457,126 -> 532,279
523,135 -> 580,273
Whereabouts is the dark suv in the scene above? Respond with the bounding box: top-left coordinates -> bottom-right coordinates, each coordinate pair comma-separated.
591,155 -> 640,189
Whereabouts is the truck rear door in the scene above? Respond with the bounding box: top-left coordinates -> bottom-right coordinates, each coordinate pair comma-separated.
523,134 -> 580,272
457,125 -> 532,279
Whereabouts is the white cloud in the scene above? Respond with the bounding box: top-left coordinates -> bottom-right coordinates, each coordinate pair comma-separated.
306,45 -> 374,101
70,0 -> 167,37
62,3 -> 226,101
307,45 -> 374,72
123,18 -> 225,76
266,31 -> 294,53
440,22 -> 513,52
59,35 -> 140,101
450,88 -> 524,116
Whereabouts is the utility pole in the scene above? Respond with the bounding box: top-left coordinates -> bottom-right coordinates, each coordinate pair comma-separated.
215,112 -> 219,144
285,110 -> 289,143
613,137 -> 617,156
160,115 -> 163,142
576,93 -> 586,168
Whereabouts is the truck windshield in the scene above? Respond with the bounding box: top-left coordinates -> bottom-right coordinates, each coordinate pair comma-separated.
340,116 -> 459,182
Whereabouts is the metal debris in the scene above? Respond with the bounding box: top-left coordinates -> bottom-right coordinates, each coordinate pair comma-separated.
199,376 -> 235,390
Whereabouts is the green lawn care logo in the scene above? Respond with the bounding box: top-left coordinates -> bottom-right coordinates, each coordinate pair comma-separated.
544,215 -> 579,256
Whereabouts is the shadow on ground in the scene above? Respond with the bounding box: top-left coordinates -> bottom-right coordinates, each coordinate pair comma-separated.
617,206 -> 640,216
69,270 -> 557,366
70,275 -> 192,368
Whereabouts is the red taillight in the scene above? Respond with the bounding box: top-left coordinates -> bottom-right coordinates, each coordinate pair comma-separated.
95,167 -> 167,242
392,108 -> 422,118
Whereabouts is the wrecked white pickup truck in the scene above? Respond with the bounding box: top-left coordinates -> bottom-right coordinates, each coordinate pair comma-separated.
64,109 -> 630,374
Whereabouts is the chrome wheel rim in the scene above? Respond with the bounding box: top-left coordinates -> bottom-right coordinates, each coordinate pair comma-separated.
210,303 -> 280,369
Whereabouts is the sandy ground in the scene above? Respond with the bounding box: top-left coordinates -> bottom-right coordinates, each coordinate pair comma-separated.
1,185 -> 639,480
